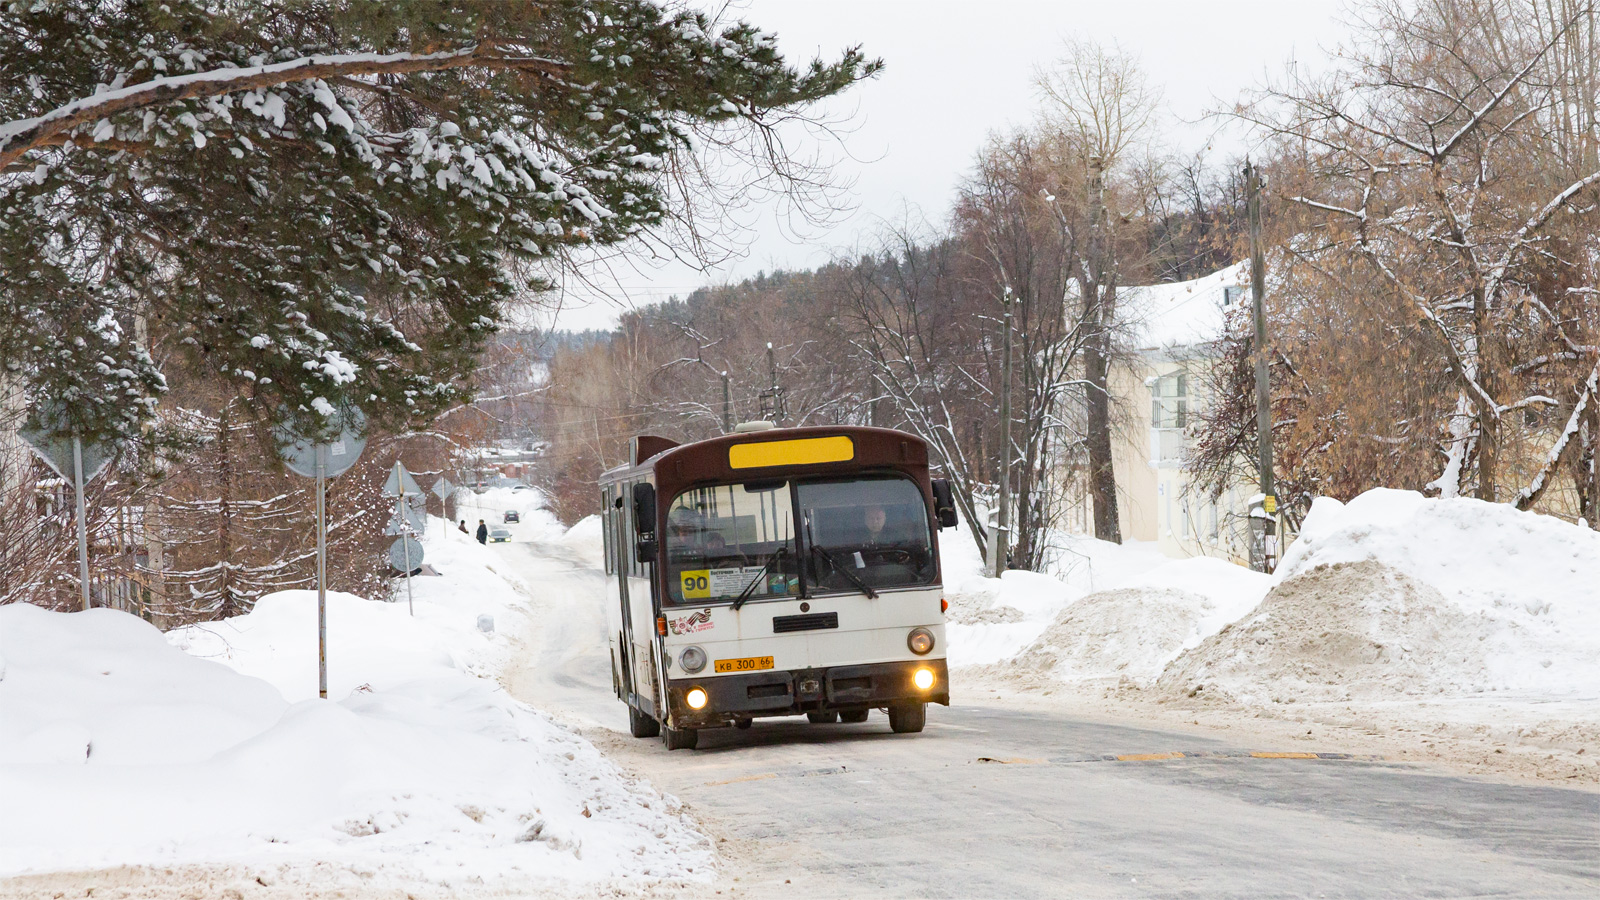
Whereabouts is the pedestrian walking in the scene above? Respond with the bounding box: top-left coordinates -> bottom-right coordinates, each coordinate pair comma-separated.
458,519 -> 469,534
475,519 -> 488,544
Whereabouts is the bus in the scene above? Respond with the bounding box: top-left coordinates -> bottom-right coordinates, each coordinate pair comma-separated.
598,424 -> 959,750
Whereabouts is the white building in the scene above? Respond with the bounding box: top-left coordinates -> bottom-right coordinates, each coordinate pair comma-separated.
1075,263 -> 1264,563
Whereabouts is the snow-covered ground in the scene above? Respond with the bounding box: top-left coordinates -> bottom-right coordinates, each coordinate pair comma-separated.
0,489 -> 712,891
943,525 -> 1271,683
946,489 -> 1600,779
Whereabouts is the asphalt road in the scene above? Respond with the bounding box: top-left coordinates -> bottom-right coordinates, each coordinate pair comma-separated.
501,539 -> 1600,899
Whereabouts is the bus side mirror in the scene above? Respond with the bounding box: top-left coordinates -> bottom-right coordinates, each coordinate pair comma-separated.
632,483 -> 658,562
931,479 -> 958,530
635,536 -> 658,564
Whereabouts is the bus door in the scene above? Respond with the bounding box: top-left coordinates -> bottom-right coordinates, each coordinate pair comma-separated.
624,480 -> 663,714
605,484 -> 636,705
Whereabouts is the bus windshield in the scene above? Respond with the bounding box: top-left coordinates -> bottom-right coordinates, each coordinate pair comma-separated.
797,476 -> 935,593
665,481 -> 799,605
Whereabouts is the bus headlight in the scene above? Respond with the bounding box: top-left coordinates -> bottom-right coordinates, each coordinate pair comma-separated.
679,646 -> 707,674
686,687 -> 709,710
907,627 -> 935,655
913,667 -> 936,691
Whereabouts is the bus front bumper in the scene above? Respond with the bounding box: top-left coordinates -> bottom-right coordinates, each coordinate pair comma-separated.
666,658 -> 949,727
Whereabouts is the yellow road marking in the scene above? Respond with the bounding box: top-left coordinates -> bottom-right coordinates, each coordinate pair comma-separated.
1116,752 -> 1182,762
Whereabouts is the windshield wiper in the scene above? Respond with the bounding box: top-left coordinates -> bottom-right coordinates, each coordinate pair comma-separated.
809,543 -> 879,599
732,546 -> 786,610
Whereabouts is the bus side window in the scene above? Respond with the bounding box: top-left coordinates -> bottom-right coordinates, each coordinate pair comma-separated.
624,480 -> 639,578
601,486 -> 614,575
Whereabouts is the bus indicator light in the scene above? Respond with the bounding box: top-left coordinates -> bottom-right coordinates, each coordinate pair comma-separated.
913,667 -> 936,691
686,687 -> 709,710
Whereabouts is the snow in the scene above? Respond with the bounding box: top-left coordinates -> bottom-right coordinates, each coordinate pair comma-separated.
953,488 -> 1600,732
1121,261 -> 1248,352
941,524 -> 1272,680
1,49 -> 477,149
0,500 -> 712,888
1260,488 -> 1600,695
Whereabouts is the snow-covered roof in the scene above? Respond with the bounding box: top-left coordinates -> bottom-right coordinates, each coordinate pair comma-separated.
1121,262 -> 1248,354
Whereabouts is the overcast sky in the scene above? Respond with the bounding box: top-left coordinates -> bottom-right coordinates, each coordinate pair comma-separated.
543,0 -> 1353,331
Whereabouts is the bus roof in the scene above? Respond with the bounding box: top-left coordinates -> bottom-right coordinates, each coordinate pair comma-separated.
599,425 -> 932,496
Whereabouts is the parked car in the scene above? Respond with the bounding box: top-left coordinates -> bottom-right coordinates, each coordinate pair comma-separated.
488,526 -> 513,543
503,510 -> 521,523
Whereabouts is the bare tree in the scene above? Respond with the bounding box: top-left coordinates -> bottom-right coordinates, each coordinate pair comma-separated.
1035,39 -> 1166,542
1228,0 -> 1600,514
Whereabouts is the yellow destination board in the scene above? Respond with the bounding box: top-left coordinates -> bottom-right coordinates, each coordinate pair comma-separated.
728,435 -> 854,469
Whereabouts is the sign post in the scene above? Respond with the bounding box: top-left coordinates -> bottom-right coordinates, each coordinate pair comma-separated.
383,461 -> 425,615
430,477 -> 455,535
277,410 -> 366,700
19,414 -> 114,612
72,438 -> 91,611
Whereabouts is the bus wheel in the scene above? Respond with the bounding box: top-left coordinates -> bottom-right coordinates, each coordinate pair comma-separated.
663,725 -> 699,751
628,705 -> 661,738
839,709 -> 869,724
807,711 -> 839,724
734,717 -> 753,730
888,702 -> 926,734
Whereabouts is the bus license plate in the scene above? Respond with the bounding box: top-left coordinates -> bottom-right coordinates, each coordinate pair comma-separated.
715,655 -> 775,673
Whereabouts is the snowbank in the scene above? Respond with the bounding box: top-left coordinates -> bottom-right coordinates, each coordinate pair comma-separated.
0,515 -> 712,887
1162,489 -> 1600,704
941,525 -> 1271,680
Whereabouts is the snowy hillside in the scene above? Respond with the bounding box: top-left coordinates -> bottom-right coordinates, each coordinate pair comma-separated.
0,503 -> 712,889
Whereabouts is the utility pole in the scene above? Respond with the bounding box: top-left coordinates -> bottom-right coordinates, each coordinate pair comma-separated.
988,290 -> 1015,577
721,371 -> 732,432
760,342 -> 786,424
1245,160 -> 1278,571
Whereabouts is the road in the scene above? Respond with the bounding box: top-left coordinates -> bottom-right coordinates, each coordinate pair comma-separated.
500,538 -> 1600,899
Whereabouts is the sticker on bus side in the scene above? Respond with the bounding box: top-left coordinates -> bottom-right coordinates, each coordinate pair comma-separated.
680,567 -> 770,600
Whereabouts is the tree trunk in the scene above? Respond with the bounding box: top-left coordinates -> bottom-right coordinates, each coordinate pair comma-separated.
217,403 -> 237,618
1587,390 -> 1600,524
1084,154 -> 1122,543
1086,340 -> 1121,542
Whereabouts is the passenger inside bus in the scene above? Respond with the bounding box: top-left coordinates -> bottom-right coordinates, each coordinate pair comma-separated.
663,477 -> 934,602
799,477 -> 935,592
665,485 -> 799,604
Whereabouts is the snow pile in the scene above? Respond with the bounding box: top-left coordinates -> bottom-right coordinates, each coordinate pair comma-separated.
0,517 -> 712,886
942,526 -> 1271,681
1158,489 -> 1600,704
171,520 -> 535,700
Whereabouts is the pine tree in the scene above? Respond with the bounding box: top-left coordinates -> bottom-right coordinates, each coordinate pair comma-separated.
0,0 -> 879,445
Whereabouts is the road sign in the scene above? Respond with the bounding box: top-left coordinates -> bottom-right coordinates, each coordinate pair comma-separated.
276,407 -> 367,479
18,419 -> 114,483
388,537 -> 424,573
385,506 -> 427,535
430,477 -> 455,500
383,462 -> 424,498
17,411 -> 118,611
274,405 -> 367,701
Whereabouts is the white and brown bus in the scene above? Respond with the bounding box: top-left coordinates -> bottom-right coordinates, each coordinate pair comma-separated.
598,424 -> 958,750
